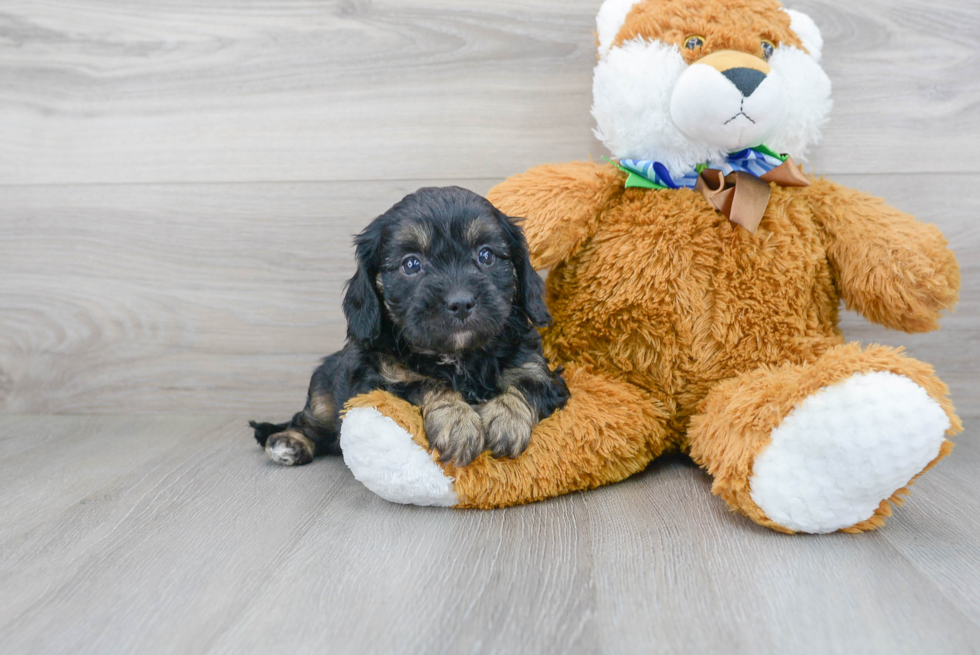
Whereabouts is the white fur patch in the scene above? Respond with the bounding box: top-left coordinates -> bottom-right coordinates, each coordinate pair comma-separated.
340,407 -> 458,507
267,441 -> 302,466
749,372 -> 950,534
596,0 -> 643,58
764,45 -> 832,162
593,38 -> 721,177
451,330 -> 473,350
784,9 -> 824,62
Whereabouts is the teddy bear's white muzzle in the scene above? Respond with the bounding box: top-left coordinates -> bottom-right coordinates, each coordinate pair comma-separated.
670,62 -> 789,153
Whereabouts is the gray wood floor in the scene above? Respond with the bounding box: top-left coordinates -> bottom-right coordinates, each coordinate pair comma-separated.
1,414 -> 979,654
2,1 -> 979,653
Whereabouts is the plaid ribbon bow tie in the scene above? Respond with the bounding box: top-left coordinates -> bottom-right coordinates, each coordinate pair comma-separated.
614,145 -> 811,234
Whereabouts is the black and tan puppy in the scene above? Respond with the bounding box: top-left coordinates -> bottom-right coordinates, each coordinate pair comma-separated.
251,186 -> 569,467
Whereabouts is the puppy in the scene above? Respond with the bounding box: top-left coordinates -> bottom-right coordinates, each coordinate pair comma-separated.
251,186 -> 569,467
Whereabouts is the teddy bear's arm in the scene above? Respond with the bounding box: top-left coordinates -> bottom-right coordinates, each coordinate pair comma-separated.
806,178 -> 960,333
487,161 -> 622,269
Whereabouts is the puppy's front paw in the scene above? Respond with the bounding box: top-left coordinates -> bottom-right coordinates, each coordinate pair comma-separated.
266,430 -> 315,466
422,393 -> 485,467
478,389 -> 534,459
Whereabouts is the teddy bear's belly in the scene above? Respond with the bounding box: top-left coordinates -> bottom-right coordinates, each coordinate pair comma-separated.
541,190 -> 842,418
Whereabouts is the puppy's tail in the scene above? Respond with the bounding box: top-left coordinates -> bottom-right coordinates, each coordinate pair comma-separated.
249,420 -> 290,447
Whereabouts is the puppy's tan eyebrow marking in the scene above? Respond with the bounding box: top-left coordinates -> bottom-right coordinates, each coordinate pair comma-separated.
394,221 -> 432,252
465,216 -> 498,246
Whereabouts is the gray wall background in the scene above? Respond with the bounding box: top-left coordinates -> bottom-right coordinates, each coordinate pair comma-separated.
3,0 -> 976,417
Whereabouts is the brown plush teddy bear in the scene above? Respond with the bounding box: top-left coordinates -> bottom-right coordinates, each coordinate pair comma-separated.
339,0 -> 962,534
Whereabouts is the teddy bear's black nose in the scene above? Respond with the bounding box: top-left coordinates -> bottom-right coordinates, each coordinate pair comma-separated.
722,67 -> 767,97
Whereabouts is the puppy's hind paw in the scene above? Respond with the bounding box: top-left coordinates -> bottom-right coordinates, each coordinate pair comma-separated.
265,430 -> 315,466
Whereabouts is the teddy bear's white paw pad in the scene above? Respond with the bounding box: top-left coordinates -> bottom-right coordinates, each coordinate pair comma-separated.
340,407 -> 458,507
749,372 -> 949,533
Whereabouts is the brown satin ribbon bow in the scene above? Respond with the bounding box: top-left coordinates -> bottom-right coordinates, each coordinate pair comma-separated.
693,156 -> 811,234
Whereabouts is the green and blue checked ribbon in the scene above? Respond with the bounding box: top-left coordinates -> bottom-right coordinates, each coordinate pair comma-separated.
613,145 -> 789,190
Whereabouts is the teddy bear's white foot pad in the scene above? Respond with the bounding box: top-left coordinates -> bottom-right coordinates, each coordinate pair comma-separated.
749,372 -> 949,534
340,407 -> 458,507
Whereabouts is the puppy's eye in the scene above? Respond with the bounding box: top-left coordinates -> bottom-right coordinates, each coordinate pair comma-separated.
401,256 -> 422,276
761,40 -> 775,61
684,35 -> 705,51
478,248 -> 495,266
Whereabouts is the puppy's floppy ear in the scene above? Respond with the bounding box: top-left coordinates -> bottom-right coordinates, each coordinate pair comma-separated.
498,210 -> 552,327
343,219 -> 385,343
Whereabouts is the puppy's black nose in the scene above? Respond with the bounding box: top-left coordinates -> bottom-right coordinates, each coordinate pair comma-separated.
722,67 -> 767,97
446,293 -> 476,321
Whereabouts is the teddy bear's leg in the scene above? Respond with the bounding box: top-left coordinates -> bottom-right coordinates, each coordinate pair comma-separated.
338,390 -> 458,507
340,364 -> 671,508
687,343 -> 961,534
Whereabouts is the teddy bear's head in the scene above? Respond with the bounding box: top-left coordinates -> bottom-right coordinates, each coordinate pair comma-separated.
592,0 -> 832,177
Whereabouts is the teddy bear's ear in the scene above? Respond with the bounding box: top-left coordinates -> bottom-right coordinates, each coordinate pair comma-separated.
596,0 -> 643,58
784,9 -> 823,62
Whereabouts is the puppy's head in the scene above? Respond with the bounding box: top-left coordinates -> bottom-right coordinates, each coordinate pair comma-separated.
343,186 -> 550,353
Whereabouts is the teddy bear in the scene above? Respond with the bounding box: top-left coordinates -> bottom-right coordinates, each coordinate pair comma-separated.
338,0 -> 962,534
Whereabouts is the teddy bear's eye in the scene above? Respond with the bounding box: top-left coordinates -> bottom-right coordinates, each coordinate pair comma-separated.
684,35 -> 705,51
761,40 -> 775,61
